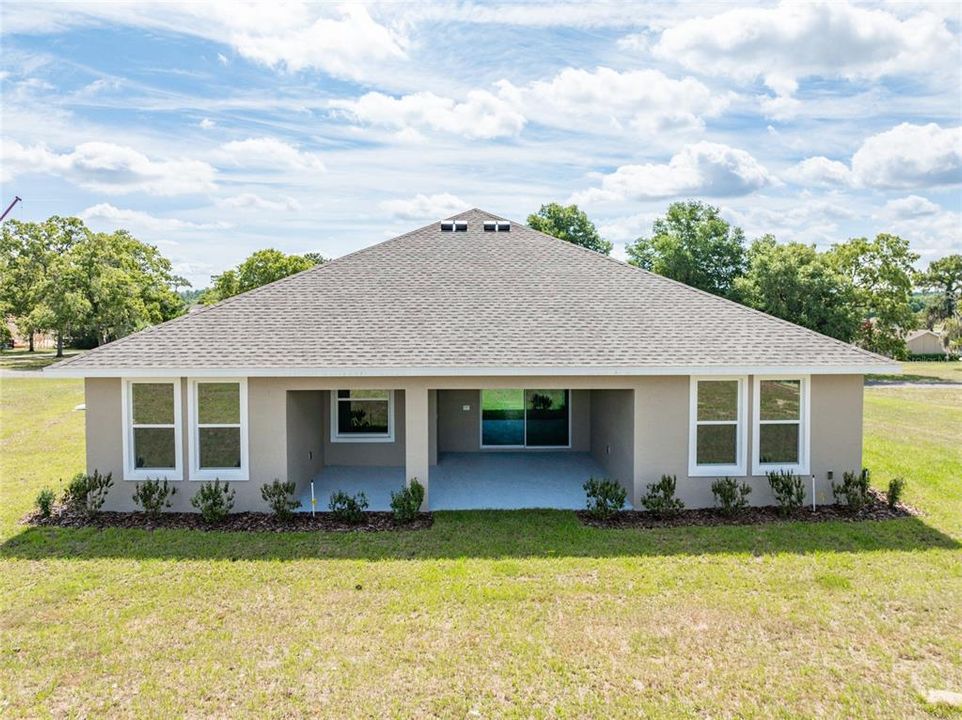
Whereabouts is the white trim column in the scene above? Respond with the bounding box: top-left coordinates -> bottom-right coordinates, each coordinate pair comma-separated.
404,382 -> 431,509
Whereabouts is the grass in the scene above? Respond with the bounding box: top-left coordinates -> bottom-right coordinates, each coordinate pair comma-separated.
867,360 -> 962,385
0,348 -> 81,371
2,376 -> 961,718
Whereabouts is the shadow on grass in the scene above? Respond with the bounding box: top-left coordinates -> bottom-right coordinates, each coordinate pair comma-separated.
866,373 -> 961,386
1,510 -> 958,561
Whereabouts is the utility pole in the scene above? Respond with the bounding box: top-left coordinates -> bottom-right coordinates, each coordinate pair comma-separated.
0,196 -> 22,221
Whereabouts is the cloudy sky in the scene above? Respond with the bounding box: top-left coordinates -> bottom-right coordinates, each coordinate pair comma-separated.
1,1 -> 960,288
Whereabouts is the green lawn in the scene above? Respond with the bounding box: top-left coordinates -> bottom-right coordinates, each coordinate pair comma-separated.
0,348 -> 81,371
1,374 -> 960,718
868,359 -> 962,385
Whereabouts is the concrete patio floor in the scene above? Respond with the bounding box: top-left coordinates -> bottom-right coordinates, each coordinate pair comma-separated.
300,451 -> 619,511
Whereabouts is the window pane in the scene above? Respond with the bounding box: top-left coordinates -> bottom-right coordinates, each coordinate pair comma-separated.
198,383 -> 240,424
337,399 -> 390,434
759,423 -> 799,464
697,381 -> 738,422
525,389 -> 569,447
133,427 -> 176,469
760,380 -> 800,421
199,427 -> 242,468
338,389 -> 389,400
696,424 -> 737,465
132,383 -> 174,425
481,389 -> 524,446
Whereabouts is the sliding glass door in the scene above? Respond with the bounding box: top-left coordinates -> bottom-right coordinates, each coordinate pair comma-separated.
481,389 -> 570,448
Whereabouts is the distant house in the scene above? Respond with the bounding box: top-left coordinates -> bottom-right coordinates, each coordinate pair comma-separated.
906,329 -> 945,356
46,209 -> 898,514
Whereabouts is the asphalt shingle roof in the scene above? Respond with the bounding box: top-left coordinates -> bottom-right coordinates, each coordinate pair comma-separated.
49,209 -> 893,375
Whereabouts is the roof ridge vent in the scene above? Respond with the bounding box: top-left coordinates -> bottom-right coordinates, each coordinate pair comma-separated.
483,221 -> 510,232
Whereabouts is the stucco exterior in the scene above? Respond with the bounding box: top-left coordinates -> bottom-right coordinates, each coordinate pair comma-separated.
906,330 -> 945,355
84,373 -> 864,513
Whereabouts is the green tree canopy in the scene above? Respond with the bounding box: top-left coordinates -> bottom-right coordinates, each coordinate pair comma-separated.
827,234 -> 918,358
625,201 -> 747,297
917,254 -> 962,322
527,203 -> 612,255
202,249 -> 324,304
732,236 -> 860,342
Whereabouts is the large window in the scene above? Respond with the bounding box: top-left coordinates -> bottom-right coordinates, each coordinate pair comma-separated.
753,376 -> 809,474
123,379 -> 182,481
331,390 -> 394,442
480,389 -> 570,448
189,378 -> 248,480
689,377 -> 746,476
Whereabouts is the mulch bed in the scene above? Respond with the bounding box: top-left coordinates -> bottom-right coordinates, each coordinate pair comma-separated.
579,489 -> 918,529
23,510 -> 433,533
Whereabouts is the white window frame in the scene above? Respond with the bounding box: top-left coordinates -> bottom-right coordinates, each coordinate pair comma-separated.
122,378 -> 183,482
188,378 -> 249,481
330,390 -> 395,443
752,375 -> 811,476
688,376 -> 748,477
478,389 -> 573,450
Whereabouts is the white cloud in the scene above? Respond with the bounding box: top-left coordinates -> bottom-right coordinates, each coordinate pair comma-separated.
878,195 -> 941,219
498,66 -> 728,134
216,137 -> 325,171
852,123 -> 962,189
380,193 -> 471,220
784,157 -> 854,187
332,90 -> 525,140
0,138 -> 216,194
217,193 -> 301,212
573,142 -> 775,203
722,200 -> 859,246
653,1 -> 955,99
2,2 -> 407,82
597,212 -> 661,242
79,203 -> 229,232
199,117 -> 215,129
216,52 -> 229,66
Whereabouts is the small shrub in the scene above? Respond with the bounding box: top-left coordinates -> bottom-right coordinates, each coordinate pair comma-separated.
766,470 -> 805,515
711,476 -> 751,516
190,479 -> 235,523
261,478 -> 301,519
583,477 -> 627,519
833,468 -> 871,512
390,478 -> 425,523
329,490 -> 368,524
641,474 -> 685,516
61,470 -> 113,515
35,487 -> 56,518
132,478 -> 177,519
887,477 -> 906,509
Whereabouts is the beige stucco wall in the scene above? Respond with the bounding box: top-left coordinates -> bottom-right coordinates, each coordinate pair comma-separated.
589,389 -> 634,499
286,391 -> 324,494
84,373 -> 864,512
907,332 -> 945,355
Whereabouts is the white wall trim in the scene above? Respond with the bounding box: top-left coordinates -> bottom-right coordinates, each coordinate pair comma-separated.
46,363 -> 899,378
121,377 -> 182,482
330,389 -> 395,443
688,376 -> 748,478
751,375 -> 811,476
187,377 -> 249,481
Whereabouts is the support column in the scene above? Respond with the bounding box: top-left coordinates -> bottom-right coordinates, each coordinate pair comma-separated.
404,383 -> 430,509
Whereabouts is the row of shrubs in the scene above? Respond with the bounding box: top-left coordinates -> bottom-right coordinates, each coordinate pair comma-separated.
33,472 -> 427,525
583,470 -> 906,520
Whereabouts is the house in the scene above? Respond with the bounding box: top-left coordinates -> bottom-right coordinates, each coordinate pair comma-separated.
905,329 -> 946,356
45,209 -> 899,513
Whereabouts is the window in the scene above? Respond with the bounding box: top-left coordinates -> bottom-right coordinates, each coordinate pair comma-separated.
689,377 -> 746,476
331,390 -> 394,442
480,389 -> 570,448
189,379 -> 248,480
753,376 -> 809,474
123,379 -> 182,481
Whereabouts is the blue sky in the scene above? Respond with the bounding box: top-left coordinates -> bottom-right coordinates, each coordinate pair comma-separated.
1,1 -> 960,288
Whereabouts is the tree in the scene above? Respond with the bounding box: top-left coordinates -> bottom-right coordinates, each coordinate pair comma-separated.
203,249 -> 324,304
527,203 -> 612,255
917,254 -> 962,322
625,201 -> 747,297
0,217 -> 86,351
732,236 -> 860,342
827,234 -> 918,358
